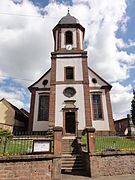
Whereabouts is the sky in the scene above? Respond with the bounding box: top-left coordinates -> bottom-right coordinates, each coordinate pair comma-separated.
0,0 -> 135,120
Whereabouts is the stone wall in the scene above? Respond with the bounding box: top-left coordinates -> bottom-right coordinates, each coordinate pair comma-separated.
82,151 -> 90,176
89,151 -> 135,177
0,154 -> 61,180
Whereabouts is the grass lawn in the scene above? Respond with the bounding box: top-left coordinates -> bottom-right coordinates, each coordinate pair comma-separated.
81,135 -> 135,152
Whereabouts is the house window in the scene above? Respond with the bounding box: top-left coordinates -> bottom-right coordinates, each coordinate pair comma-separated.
92,94 -> 103,120
65,67 -> 74,80
65,31 -> 72,45
38,95 -> 49,121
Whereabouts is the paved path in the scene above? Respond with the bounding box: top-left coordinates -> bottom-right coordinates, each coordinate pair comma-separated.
62,174 -> 135,180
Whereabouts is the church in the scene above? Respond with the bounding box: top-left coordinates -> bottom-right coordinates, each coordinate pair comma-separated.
28,11 -> 115,136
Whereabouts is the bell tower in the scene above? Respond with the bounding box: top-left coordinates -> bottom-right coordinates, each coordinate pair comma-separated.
49,11 -> 91,134
28,10 -> 115,135
53,10 -> 85,52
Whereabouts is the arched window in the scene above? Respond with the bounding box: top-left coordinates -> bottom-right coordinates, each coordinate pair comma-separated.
65,31 -> 72,45
92,94 -> 103,120
38,95 -> 49,121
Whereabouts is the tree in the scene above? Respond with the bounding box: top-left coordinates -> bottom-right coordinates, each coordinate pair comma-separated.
131,89 -> 135,125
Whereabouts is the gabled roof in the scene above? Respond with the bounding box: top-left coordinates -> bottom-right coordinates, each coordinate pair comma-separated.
28,66 -> 112,92
0,98 -> 29,121
88,67 -> 112,89
114,117 -> 129,123
28,68 -> 51,92
20,108 -> 29,118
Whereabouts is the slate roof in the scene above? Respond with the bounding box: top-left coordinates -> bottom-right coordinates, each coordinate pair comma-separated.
58,11 -> 79,24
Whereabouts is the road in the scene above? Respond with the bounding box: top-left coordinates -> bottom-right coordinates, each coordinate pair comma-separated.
62,174 -> 135,180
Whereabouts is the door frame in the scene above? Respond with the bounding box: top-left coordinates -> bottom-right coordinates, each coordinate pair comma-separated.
63,108 -> 78,136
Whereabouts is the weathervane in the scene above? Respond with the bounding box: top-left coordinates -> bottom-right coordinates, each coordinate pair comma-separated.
68,7 -> 70,14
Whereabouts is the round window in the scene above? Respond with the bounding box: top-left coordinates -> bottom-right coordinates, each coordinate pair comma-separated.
63,87 -> 76,98
92,78 -> 97,84
42,79 -> 48,86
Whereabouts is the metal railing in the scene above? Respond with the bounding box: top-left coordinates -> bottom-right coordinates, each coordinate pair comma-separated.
0,131 -> 54,156
95,136 -> 135,152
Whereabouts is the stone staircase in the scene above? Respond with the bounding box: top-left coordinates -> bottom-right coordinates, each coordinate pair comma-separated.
61,137 -> 84,172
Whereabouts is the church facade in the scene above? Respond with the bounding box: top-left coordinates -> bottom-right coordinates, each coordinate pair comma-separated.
28,12 -> 115,135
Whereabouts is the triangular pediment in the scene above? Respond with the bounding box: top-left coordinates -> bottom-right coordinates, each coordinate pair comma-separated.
88,67 -> 112,89
28,69 -> 51,91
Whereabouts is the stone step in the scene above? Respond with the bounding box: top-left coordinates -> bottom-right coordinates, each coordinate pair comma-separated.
62,160 -> 81,162
62,140 -> 77,144
62,157 -> 82,161
62,142 -> 75,145
62,150 -> 79,153
62,161 -> 83,165
62,165 -> 84,170
62,164 -> 84,168
61,138 -> 83,171
62,154 -> 82,159
61,166 -> 84,170
62,144 -> 77,147
62,148 -> 79,152
62,153 -> 81,158
62,150 -> 78,154
62,160 -> 83,164
62,144 -> 78,148
62,153 -> 79,156
62,148 -> 78,150
61,153 -> 84,171
62,143 -> 78,146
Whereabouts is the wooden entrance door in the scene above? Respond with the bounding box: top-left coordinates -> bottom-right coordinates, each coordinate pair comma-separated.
65,112 -> 75,134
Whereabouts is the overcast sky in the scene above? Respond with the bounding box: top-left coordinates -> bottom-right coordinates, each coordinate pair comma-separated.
0,0 -> 135,120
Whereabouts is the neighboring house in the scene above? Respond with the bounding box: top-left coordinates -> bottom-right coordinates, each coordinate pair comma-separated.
0,98 -> 29,132
114,117 -> 130,135
28,11 -> 115,136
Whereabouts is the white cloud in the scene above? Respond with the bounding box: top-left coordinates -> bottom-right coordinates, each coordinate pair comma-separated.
71,0 -> 135,82
0,0 -> 134,84
120,15 -> 130,32
0,0 -> 134,118
111,82 -> 133,120
13,0 -> 23,3
0,87 -> 29,110
0,70 -> 7,83
0,0 -> 55,86
116,39 -> 135,49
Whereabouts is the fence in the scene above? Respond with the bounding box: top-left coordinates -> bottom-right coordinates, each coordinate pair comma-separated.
95,136 -> 135,152
0,132 -> 54,156
81,135 -> 135,152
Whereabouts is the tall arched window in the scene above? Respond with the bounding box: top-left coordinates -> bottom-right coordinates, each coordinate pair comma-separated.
65,31 -> 72,45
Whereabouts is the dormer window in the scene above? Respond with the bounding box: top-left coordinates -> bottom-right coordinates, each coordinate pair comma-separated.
65,31 -> 72,45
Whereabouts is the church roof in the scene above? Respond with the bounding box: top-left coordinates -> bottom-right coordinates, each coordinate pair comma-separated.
58,11 -> 79,25
28,68 -> 51,92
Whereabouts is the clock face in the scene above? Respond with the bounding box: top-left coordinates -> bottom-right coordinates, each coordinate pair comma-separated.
66,44 -> 72,50
63,87 -> 76,98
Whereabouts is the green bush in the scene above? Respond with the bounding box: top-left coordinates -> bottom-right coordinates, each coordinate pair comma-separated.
0,128 -> 13,141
